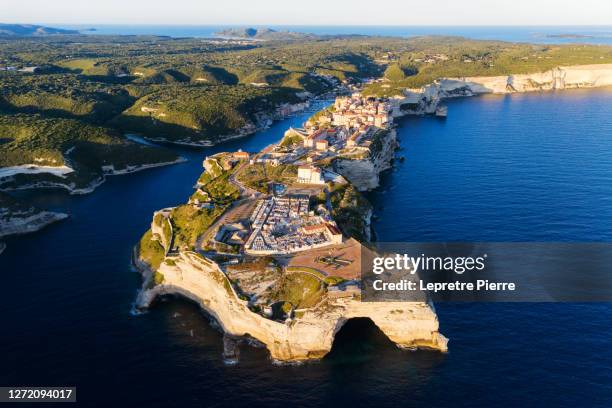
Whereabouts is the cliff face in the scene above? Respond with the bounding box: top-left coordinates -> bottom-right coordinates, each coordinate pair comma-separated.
136,251 -> 447,362
454,64 -> 612,94
409,64 -> 612,113
0,210 -> 68,239
333,129 -> 398,192
0,191 -> 68,240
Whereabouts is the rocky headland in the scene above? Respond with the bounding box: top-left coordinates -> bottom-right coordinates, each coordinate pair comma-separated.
133,93 -> 448,362
0,210 -> 68,238
0,191 -> 68,249
135,251 -> 447,362
0,157 -> 186,195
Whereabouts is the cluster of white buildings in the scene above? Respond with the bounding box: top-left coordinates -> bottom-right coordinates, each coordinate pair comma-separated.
330,94 -> 392,128
244,195 -> 342,255
242,95 -> 392,188
297,94 -> 392,155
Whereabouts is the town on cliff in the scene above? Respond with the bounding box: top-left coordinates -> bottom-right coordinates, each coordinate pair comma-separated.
134,92 -> 448,362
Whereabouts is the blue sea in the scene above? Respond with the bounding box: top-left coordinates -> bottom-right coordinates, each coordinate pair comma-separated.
2,25 -> 612,406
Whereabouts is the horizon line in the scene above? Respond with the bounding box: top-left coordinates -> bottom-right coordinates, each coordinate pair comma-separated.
4,22 -> 612,28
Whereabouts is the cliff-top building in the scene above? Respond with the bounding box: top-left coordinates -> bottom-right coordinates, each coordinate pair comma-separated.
297,165 -> 325,185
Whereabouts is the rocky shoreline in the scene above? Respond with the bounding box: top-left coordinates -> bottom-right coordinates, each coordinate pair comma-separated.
0,209 -> 68,240
0,190 -> 68,245
0,157 -> 187,195
333,128 -> 398,192
0,157 -> 186,247
398,64 -> 612,115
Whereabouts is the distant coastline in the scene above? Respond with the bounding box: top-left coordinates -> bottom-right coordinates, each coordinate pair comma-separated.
56,24 -> 612,45
0,23 -> 79,36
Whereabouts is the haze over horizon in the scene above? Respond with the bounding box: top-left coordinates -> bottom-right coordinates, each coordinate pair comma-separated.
1,0 -> 611,26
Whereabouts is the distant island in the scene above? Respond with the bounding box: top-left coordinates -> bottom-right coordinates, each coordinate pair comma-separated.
0,23 -> 79,36
215,27 -> 316,40
546,33 -> 595,39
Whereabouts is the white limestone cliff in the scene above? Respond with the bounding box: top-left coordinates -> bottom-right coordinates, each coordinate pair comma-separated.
402,64 -> 612,114
0,210 -> 68,239
454,64 -> 612,94
135,251 -> 448,362
333,129 -> 398,191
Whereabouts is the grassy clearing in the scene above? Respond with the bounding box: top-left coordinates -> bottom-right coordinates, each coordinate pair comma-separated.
169,204 -> 226,250
138,229 -> 165,271
235,163 -> 297,193
279,131 -> 303,147
271,272 -> 324,309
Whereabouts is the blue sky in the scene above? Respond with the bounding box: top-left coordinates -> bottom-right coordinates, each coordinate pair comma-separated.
1,0 -> 611,25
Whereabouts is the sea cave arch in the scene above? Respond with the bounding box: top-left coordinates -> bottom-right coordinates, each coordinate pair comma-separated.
326,317 -> 397,359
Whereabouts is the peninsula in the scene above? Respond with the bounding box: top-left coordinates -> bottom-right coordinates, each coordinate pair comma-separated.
134,92 -> 448,362
0,23 -> 79,36
215,27 -> 317,41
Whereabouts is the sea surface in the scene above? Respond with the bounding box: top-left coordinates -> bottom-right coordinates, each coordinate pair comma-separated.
60,24 -> 612,45
2,89 -> 612,406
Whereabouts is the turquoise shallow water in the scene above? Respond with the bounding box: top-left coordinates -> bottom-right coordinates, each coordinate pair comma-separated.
1,90 -> 612,407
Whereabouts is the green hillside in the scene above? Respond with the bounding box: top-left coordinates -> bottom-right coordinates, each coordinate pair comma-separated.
0,74 -> 134,122
0,112 -> 177,189
113,85 -> 301,142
